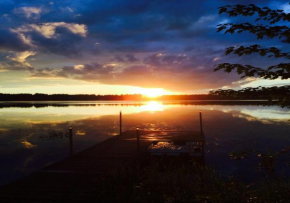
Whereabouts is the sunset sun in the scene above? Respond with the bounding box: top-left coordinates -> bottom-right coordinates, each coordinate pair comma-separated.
0,0 -> 289,201
139,88 -> 168,98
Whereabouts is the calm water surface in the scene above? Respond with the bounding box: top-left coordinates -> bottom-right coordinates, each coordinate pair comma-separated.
0,101 -> 289,186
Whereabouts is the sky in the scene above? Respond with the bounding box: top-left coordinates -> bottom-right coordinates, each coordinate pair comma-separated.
0,0 -> 289,95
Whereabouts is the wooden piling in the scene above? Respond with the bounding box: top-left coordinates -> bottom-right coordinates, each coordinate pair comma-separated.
199,110 -> 203,136
120,111 -> 122,135
136,128 -> 140,153
69,126 -> 73,156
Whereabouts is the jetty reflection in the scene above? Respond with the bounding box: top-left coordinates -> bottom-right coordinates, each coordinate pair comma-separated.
0,101 -> 289,187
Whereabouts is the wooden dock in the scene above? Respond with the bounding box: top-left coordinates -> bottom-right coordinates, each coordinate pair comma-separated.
0,130 -> 205,202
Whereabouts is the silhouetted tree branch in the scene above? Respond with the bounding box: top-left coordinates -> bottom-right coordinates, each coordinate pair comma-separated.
217,23 -> 290,40
212,3 -> 290,108
224,45 -> 290,59
218,4 -> 290,24
215,63 -> 290,80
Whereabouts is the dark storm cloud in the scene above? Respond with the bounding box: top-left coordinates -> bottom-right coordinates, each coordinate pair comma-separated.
143,54 -> 190,68
1,0 -> 288,91
0,0 -> 247,56
81,0 -> 212,44
30,63 -> 116,82
0,29 -> 31,52
114,54 -> 138,63
28,27 -> 86,57
30,51 -> 241,91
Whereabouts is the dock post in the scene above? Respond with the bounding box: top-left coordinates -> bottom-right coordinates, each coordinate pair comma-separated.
120,111 -> 122,135
199,110 -> 203,136
201,145 -> 205,165
69,126 -> 73,156
136,128 -> 140,153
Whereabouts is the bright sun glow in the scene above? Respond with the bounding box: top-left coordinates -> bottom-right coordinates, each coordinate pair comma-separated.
139,88 -> 168,98
140,101 -> 164,112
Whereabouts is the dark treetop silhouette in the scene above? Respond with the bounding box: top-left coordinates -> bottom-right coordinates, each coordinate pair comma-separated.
209,4 -> 290,108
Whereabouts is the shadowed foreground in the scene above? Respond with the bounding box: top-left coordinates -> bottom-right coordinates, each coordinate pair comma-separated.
1,130 -> 289,202
90,158 -> 290,202
0,130 -> 205,202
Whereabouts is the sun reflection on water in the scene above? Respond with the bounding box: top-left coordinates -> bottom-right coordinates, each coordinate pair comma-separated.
139,101 -> 164,112
0,102 -> 289,187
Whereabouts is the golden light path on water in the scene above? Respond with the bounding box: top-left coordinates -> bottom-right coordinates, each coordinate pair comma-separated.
0,101 -> 288,125
0,101 -> 289,187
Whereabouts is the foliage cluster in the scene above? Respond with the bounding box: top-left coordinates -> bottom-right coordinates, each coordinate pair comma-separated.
213,4 -> 290,108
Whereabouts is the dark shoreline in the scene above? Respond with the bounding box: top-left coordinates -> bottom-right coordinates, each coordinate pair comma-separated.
0,100 -> 277,108
0,93 -> 274,101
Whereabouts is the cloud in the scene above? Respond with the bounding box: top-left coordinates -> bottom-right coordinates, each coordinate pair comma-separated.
7,51 -> 36,67
13,7 -> 43,19
280,2 -> 290,13
0,51 -> 36,71
0,29 -> 32,52
4,22 -> 88,57
143,53 -> 190,69
12,22 -> 87,38
114,54 -> 138,63
30,63 -> 115,80
0,0 -> 287,93
30,51 -> 242,91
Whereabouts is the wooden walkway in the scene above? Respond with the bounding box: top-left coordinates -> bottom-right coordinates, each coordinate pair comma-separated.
0,130 -> 205,202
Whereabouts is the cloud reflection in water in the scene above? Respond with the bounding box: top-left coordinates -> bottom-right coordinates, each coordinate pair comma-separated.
0,102 -> 289,185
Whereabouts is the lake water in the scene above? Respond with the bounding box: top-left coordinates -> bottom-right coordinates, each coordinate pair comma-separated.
0,101 -> 289,186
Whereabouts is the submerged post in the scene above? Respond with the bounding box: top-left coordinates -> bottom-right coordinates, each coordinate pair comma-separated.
120,111 -> 122,135
136,128 -> 140,153
199,110 -> 203,136
69,126 -> 73,156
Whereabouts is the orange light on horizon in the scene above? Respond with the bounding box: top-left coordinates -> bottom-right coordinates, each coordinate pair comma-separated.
138,88 -> 168,98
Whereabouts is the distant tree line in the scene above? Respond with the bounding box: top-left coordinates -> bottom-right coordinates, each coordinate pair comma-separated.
0,93 -> 143,101
0,93 -> 280,101
209,86 -> 290,108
